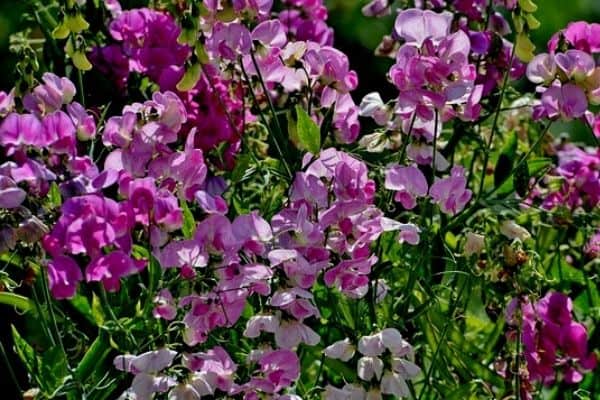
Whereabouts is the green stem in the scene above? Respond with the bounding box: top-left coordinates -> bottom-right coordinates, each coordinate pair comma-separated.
475,43 -> 516,202
0,340 -> 21,393
249,50 -> 293,178
239,59 -> 292,179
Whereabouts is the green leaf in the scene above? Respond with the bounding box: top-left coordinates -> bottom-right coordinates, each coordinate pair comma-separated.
494,154 -> 512,188
72,51 -> 92,71
48,182 -> 62,209
74,331 -> 111,383
518,0 -> 538,12
176,63 -> 201,92
39,346 -> 69,396
294,105 -> 321,154
180,200 -> 196,239
515,33 -> 536,62
92,292 -> 105,326
11,325 -> 37,378
0,292 -> 34,313
52,23 -> 70,40
69,294 -> 96,325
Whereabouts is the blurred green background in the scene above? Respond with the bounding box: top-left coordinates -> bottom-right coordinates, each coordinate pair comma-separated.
1,0 -> 599,92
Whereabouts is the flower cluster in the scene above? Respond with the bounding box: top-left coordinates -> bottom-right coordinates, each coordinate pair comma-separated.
507,292 -> 597,386
527,21 -> 600,125
529,143 -> 599,211
92,7 -> 247,156
324,328 -> 420,398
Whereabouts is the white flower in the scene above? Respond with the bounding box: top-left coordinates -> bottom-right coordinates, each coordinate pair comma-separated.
500,220 -> 531,241
381,370 -> 411,397
464,232 -> 485,256
324,338 -> 356,361
357,356 -> 384,381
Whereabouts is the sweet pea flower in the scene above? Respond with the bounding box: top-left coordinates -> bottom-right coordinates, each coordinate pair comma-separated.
153,289 -> 177,321
0,176 -> 26,208
85,250 -> 146,292
362,0 -> 390,17
274,319 -> 320,349
394,9 -> 453,47
429,166 -> 472,215
384,165 -> 428,209
183,346 -> 237,393
23,73 -> 76,115
47,255 -> 83,299
207,22 -> 252,61
250,349 -> 300,394
324,338 -> 355,362
500,220 -> 531,241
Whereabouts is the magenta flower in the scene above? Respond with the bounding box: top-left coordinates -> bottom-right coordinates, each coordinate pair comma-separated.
47,255 -> 83,299
510,293 -> 597,385
85,250 -> 146,292
0,113 -> 45,151
23,73 -> 76,115
362,0 -> 390,17
207,22 -> 252,61
184,346 -> 237,393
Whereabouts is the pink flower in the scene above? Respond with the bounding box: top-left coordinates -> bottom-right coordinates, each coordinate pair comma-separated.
394,9 -> 453,47
207,22 -> 252,61
429,166 -> 472,215
184,346 -> 237,393
250,349 -> 300,393
153,289 -> 177,321
385,165 -> 428,209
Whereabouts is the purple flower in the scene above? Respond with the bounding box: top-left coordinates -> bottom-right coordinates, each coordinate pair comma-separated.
47,255 -> 83,299
394,9 -> 453,47
362,0 -> 390,17
85,250 -> 146,292
207,22 -> 252,61
153,289 -> 177,321
539,83 -> 588,120
0,176 -> 26,208
384,165 -> 428,209
23,73 -> 76,115
429,166 -> 472,215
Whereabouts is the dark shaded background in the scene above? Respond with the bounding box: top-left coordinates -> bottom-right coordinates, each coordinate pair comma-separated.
0,0 -> 598,397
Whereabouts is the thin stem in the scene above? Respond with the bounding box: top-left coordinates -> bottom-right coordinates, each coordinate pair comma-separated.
249,50 -> 292,178
417,274 -> 470,400
0,340 -> 21,394
476,43 -> 516,202
77,69 -> 85,107
239,58 -> 292,178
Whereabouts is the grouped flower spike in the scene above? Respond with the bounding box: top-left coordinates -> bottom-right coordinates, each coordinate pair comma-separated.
324,328 -> 420,398
528,143 -> 599,211
506,293 -> 597,386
